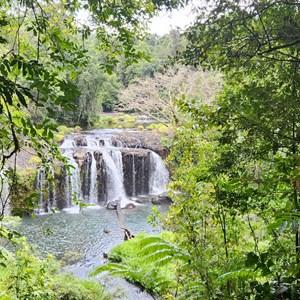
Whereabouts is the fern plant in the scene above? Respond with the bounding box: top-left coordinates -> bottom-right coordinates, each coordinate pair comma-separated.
90,233 -> 191,298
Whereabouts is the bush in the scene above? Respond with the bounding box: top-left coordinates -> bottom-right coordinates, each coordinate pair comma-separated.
29,156 -> 42,165
0,238 -> 56,300
123,114 -> 136,123
53,274 -> 111,300
0,237 -> 111,300
57,125 -> 68,135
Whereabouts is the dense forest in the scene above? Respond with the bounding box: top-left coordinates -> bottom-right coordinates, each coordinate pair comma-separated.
1,0 -> 300,299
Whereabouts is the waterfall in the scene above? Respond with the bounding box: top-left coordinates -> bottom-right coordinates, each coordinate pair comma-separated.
89,154 -> 98,203
49,167 -> 57,209
149,151 -> 169,194
64,150 -> 81,206
102,149 -> 129,207
36,166 -> 57,213
132,154 -> 136,196
36,167 -> 47,213
37,130 -> 170,211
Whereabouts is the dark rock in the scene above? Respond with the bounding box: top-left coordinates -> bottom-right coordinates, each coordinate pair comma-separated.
106,201 -> 117,210
94,151 -> 107,204
151,193 -> 172,205
106,199 -> 120,210
122,149 -> 150,196
75,137 -> 87,147
124,203 -> 136,209
103,253 -> 108,259
73,150 -> 87,167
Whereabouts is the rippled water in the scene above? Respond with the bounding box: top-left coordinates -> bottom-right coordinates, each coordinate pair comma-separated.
19,200 -> 165,259
17,199 -> 167,299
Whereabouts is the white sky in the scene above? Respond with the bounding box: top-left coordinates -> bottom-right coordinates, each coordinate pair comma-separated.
148,5 -> 196,36
76,4 -> 196,36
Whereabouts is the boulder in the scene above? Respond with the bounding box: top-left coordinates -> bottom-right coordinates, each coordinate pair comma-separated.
73,150 -> 87,167
74,137 -> 87,147
106,200 -> 118,210
124,203 -> 136,209
151,193 -> 172,205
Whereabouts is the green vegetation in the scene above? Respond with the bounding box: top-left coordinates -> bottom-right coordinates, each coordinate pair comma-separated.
91,232 -> 180,297
0,0 -> 187,298
91,2 -> 300,299
96,114 -> 137,128
2,0 -> 300,299
0,235 -> 111,300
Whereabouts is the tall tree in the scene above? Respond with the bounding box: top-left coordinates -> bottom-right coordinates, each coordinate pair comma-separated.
158,0 -> 300,298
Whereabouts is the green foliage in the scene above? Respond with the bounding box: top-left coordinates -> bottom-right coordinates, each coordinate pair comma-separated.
146,123 -> 169,133
91,232 -> 182,297
52,274 -> 111,300
0,234 -> 111,300
146,1 -> 300,298
0,238 -> 56,300
96,114 -> 137,128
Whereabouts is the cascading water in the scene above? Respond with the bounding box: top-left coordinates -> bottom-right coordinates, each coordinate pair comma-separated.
64,150 -> 82,206
36,167 -> 47,213
149,151 -> 169,194
89,154 -> 98,203
103,149 -> 128,207
37,129 -> 169,211
36,166 -> 57,213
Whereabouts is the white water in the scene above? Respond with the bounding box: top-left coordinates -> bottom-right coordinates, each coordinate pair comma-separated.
64,150 -> 82,206
36,167 -> 47,213
103,149 -> 129,207
89,154 -> 98,203
36,129 -> 169,211
149,151 -> 169,194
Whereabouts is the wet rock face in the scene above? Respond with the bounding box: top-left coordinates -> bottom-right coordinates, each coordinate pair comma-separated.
151,193 -> 172,205
75,137 -> 87,147
94,151 -> 107,204
121,149 -> 150,197
81,152 -> 92,201
73,151 -> 87,167
114,132 -> 169,159
54,166 -> 68,210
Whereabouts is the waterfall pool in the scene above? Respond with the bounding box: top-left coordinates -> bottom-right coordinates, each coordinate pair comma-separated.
13,128 -> 171,299
16,200 -> 169,299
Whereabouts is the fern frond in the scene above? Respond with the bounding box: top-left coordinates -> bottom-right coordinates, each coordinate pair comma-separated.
139,235 -> 191,266
176,282 -> 204,300
89,263 -> 128,277
218,268 -> 255,283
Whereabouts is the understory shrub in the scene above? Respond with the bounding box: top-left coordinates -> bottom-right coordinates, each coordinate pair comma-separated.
0,236 -> 111,300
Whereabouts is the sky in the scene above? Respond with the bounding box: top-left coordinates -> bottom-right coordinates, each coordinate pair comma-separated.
148,4 -> 196,36
76,3 -> 197,36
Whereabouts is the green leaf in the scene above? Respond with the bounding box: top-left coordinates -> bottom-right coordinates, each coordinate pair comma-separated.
16,90 -> 27,107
